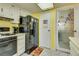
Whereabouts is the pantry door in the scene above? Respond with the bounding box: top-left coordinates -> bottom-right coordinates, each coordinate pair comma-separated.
39,12 -> 51,48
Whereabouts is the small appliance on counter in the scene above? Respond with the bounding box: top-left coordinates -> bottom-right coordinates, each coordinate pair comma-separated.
13,27 -> 19,34
19,27 -> 25,33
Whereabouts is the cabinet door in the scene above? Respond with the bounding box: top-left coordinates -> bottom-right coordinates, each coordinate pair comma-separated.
12,7 -> 20,23
0,4 -> 4,16
3,5 -> 10,18
70,42 -> 79,56
0,4 -> 12,18
17,34 -> 25,55
8,5 -> 14,19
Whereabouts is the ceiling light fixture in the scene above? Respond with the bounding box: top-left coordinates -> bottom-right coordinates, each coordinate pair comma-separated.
37,3 -> 53,10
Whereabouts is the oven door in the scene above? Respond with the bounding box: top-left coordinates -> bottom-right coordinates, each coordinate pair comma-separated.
0,38 -> 17,56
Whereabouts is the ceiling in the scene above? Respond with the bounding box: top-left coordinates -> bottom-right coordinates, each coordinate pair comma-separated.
14,3 -> 73,13
53,3 -> 75,8
14,3 -> 42,13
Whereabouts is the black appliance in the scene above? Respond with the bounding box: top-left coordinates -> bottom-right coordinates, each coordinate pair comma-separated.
0,36 -> 17,56
19,16 -> 28,33
13,27 -> 18,34
19,27 -> 25,33
19,15 -> 39,54
0,27 -> 10,32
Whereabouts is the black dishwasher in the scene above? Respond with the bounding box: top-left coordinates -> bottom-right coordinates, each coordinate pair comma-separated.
0,36 -> 17,56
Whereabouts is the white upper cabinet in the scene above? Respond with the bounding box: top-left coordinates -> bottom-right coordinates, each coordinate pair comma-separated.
0,4 -> 30,23
0,4 -> 5,16
0,4 -> 20,23
11,5 -> 20,23
3,4 -> 11,18
0,4 -> 11,18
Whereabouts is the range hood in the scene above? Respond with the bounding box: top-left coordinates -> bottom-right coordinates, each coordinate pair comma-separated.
0,16 -> 13,21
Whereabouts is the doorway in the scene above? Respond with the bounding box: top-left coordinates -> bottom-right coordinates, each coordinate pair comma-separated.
56,8 -> 74,52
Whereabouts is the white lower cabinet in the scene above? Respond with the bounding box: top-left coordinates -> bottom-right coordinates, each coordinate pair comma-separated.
70,38 -> 79,56
17,33 -> 25,56
70,41 -> 79,56
17,48 -> 25,56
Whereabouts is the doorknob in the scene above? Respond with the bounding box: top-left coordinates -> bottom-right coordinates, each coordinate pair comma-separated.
48,30 -> 50,31
74,30 -> 77,32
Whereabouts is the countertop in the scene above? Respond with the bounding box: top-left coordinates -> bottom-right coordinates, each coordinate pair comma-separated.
69,37 -> 79,49
0,33 -> 26,39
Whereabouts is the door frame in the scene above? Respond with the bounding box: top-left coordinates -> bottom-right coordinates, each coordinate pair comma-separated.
55,7 -> 74,52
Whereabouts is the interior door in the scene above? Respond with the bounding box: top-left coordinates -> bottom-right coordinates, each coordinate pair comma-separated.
39,12 -> 51,48
57,9 -> 74,52
74,7 -> 79,37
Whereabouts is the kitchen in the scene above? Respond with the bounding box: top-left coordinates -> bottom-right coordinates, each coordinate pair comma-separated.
0,1 -> 79,59
1,3 -> 79,56
0,3 -> 39,56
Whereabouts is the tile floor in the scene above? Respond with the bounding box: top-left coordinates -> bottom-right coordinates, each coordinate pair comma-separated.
58,31 -> 70,50
21,48 -> 70,56
51,50 -> 70,56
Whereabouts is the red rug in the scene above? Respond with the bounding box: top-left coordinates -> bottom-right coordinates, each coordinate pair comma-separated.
31,47 -> 43,56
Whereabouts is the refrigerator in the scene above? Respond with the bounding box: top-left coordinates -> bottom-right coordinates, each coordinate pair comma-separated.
19,15 -> 39,54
